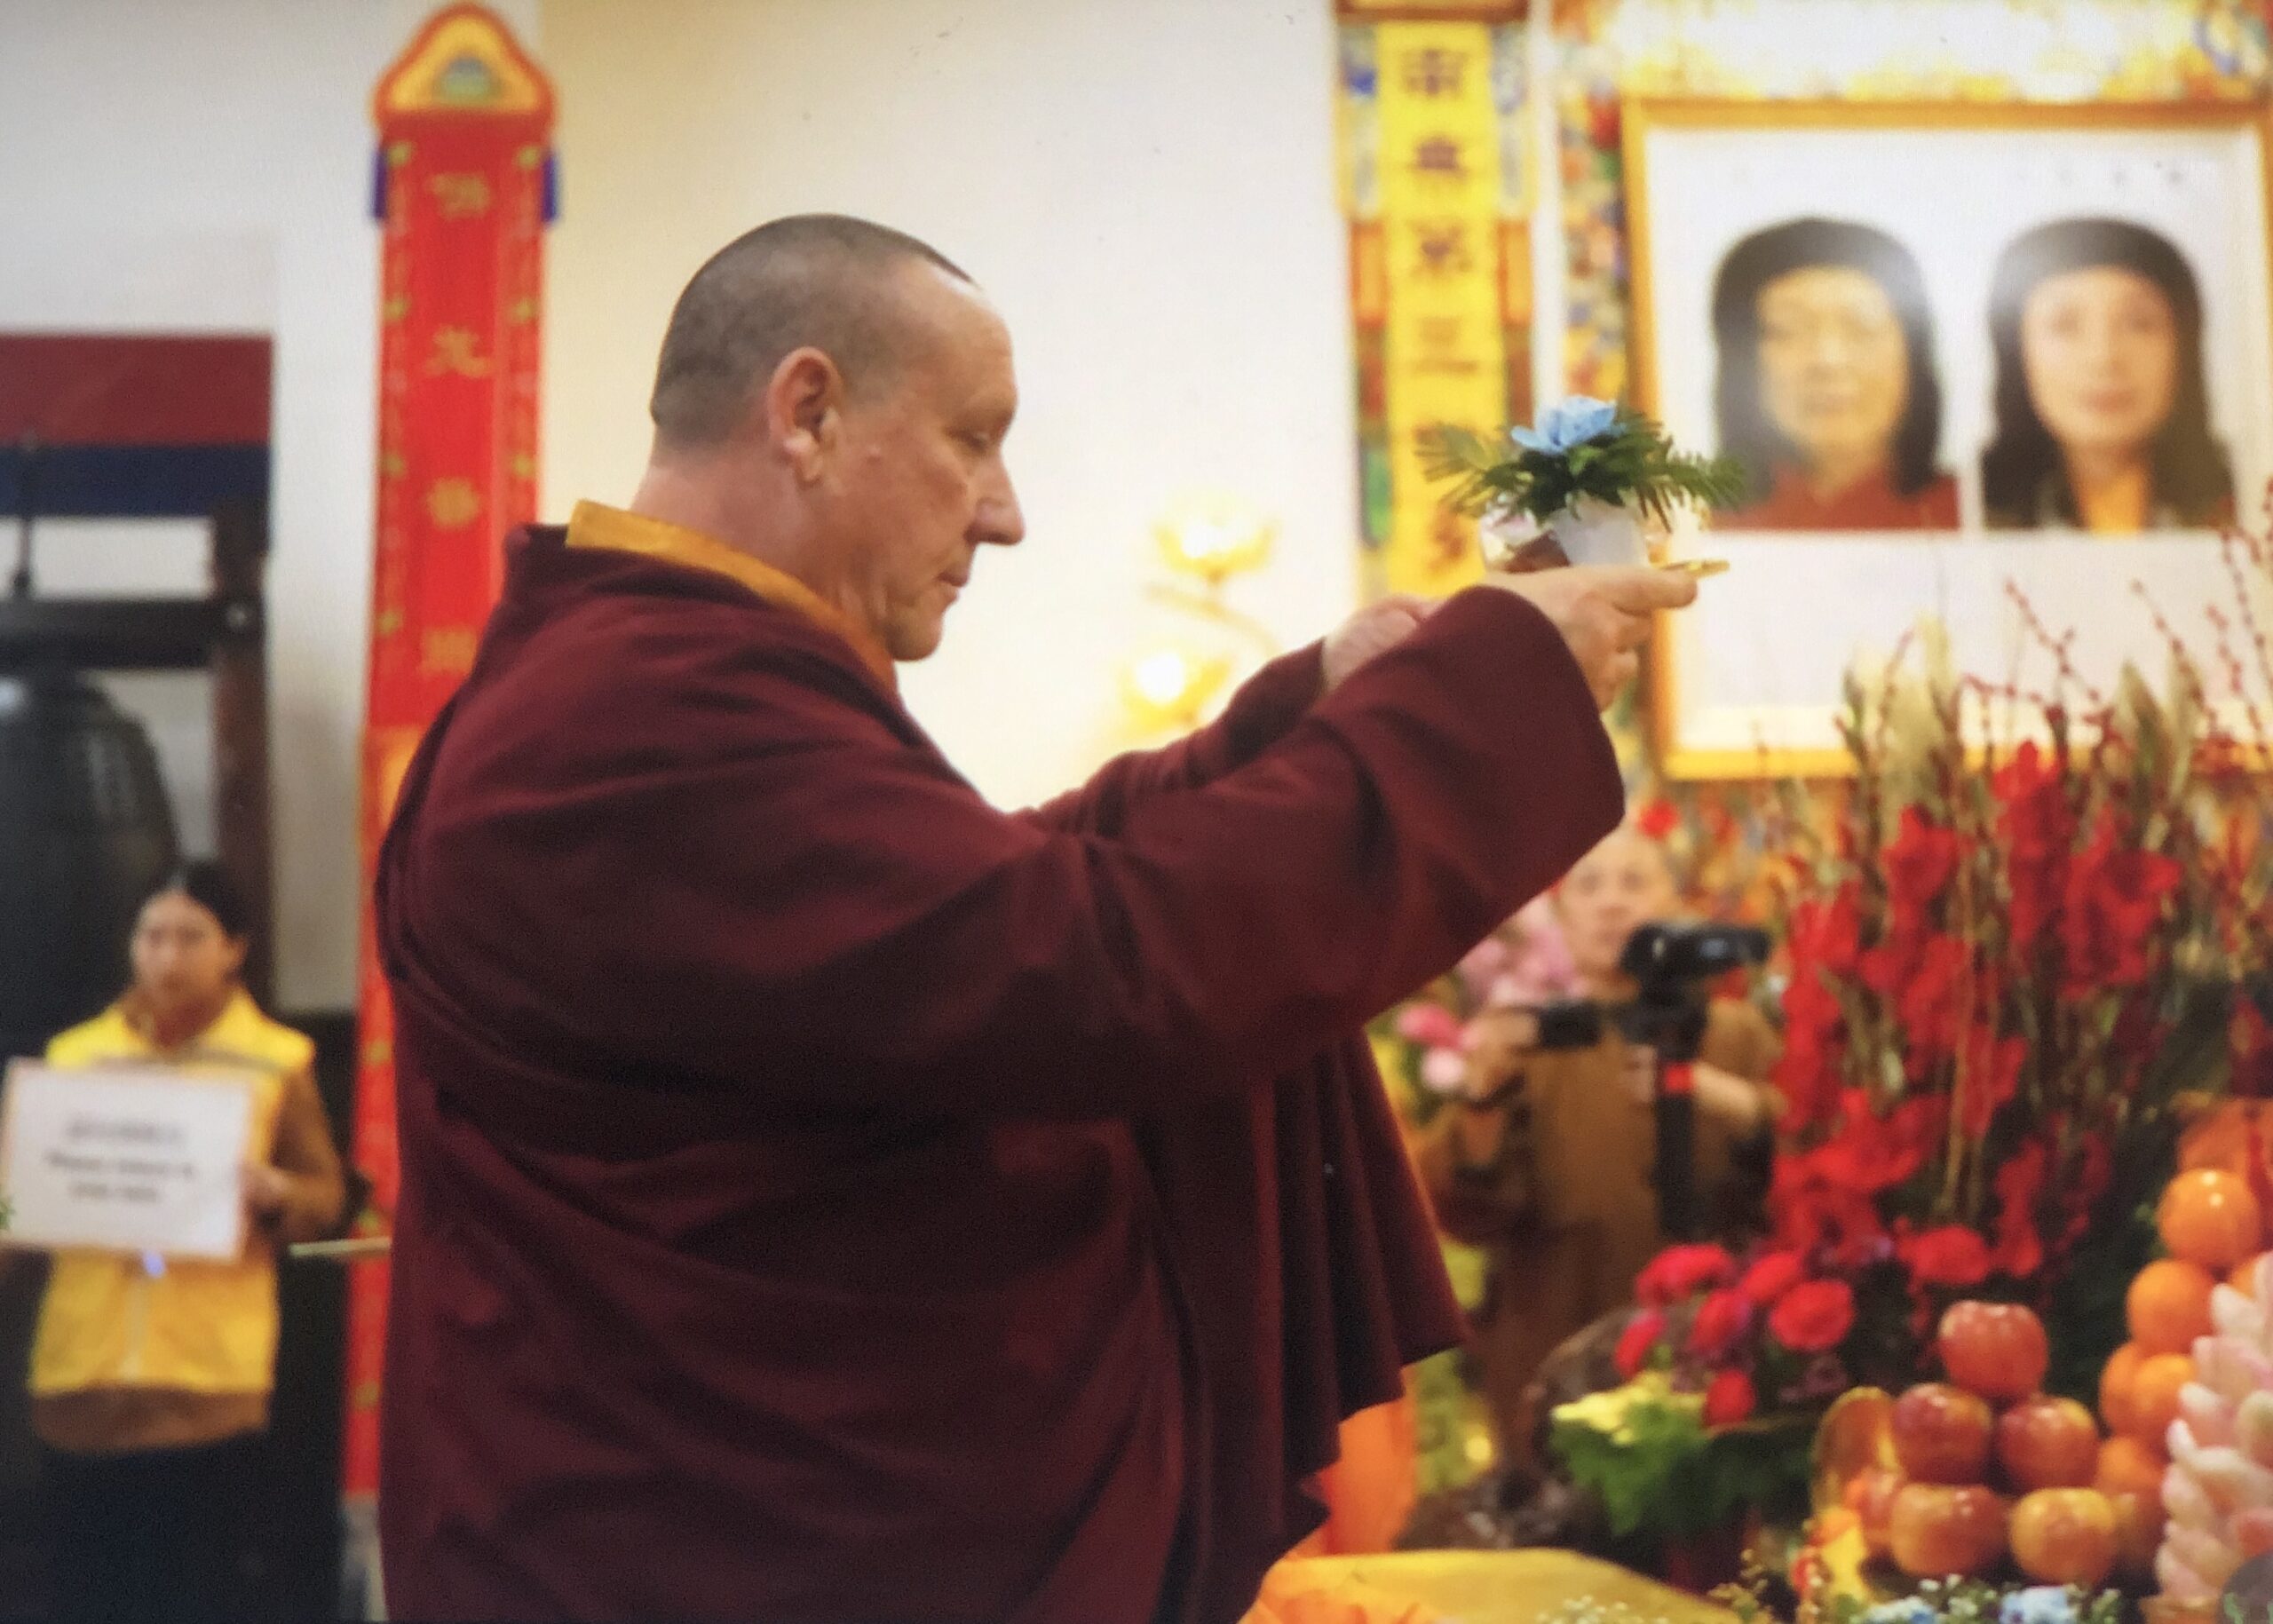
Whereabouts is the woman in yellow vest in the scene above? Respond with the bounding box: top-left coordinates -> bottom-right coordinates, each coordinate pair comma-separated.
12,863 -> 345,1624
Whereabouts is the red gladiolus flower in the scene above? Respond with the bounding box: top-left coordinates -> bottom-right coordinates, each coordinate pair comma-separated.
1768,1279 -> 1857,1353
1882,808 -> 1962,939
1859,933 -> 1970,1069
1704,1367 -> 1758,1427
1634,1243 -> 1738,1308
2058,812 -> 2182,996
1739,1250 -> 1807,1308
1687,1288 -> 1753,1359
1992,1137 -> 2049,1278
1615,1310 -> 1666,1379
1995,742 -> 2071,953
1956,1023 -> 2028,1137
1770,1146 -> 1888,1263
1788,885 -> 1864,979
1899,1224 -> 1993,1288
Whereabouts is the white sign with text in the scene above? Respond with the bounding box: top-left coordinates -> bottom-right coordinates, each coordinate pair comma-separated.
0,1064 -> 256,1260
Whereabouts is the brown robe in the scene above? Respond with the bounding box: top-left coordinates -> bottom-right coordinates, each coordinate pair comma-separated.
373,509 -> 1623,1623
1413,1002 -> 1779,1464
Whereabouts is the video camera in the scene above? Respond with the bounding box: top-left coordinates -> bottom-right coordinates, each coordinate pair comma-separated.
1527,923 -> 1770,1062
1522,922 -> 1770,1242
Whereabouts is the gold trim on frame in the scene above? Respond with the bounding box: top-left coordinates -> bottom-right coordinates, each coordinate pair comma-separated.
1620,97 -> 2273,781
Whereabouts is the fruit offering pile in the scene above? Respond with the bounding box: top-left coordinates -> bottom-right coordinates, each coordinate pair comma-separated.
1836,1299 -> 2158,1591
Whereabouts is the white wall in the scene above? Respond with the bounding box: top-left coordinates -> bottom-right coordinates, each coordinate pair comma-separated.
0,0 -> 539,1010
0,0 -> 1358,1005
539,0 -> 1361,808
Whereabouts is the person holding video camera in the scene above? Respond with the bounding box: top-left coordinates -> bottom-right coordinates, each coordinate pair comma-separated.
1414,820 -> 1779,1467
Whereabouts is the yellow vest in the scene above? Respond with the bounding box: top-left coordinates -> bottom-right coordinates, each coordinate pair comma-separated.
28,993 -> 313,1398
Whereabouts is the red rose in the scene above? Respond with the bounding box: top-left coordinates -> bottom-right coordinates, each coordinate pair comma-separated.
1768,1279 -> 1856,1353
1739,1250 -> 1807,1308
1635,797 -> 1682,841
1634,1243 -> 1738,1308
1703,1367 -> 1757,1428
1615,1310 -> 1667,1379
1899,1224 -> 1992,1288
1687,1288 -> 1753,1359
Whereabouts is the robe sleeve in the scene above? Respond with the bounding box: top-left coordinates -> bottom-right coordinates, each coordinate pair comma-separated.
392,587 -> 1622,1126
1019,643 -> 1324,837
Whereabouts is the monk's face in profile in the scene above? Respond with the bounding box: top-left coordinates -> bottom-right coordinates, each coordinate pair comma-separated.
818,265 -> 1026,660
1555,825 -> 1677,986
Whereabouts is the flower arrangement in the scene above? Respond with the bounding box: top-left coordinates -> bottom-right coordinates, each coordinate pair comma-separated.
1551,497 -> 2273,1549
1766,616 -> 2270,1399
1422,396 -> 1745,532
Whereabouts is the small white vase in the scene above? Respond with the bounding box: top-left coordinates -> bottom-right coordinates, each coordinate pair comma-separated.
1546,496 -> 1655,569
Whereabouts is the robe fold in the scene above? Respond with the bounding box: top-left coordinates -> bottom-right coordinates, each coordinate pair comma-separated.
375,511 -> 1623,1623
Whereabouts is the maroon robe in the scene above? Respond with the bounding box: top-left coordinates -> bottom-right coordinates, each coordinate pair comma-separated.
374,523 -> 1622,1623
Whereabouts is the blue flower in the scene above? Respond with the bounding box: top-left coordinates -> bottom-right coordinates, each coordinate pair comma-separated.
2000,1588 -> 2079,1624
1511,396 -> 1620,455
1859,1601 -> 1936,1624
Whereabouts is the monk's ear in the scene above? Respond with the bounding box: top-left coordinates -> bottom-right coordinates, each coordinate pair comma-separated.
765,347 -> 843,482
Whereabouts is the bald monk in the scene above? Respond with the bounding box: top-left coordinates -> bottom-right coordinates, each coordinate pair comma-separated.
373,213 -> 1696,1623
1414,822 -> 1779,1468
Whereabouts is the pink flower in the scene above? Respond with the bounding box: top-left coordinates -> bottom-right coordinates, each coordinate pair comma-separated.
1418,1047 -> 1467,1096
1396,1003 -> 1465,1050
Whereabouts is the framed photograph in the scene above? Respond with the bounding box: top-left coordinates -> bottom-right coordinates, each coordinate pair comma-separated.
0,1062 -> 257,1260
1623,99 -> 2273,777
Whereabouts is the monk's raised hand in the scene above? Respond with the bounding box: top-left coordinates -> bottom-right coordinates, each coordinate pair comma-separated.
1321,595 -> 1434,693
1486,566 -> 1696,710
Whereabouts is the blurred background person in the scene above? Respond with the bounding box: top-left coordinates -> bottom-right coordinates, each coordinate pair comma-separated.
1713,218 -> 1960,531
1983,215 -> 2235,533
1411,821 -> 1778,1470
3,863 -> 344,1624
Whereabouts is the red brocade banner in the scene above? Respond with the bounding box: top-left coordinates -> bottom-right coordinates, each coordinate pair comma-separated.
345,4 -> 552,1509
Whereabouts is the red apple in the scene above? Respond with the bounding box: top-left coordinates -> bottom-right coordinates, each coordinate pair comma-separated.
1840,1465 -> 1906,1558
1939,1300 -> 2050,1401
1892,1382 -> 1995,1485
1889,1482 -> 2009,1578
2010,1487 -> 2118,1587
1996,1395 -> 2103,1491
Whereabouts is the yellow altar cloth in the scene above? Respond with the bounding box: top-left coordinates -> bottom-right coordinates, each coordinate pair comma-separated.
1241,1549 -> 1740,1624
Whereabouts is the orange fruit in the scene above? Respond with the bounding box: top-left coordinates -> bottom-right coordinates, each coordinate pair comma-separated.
2100,1343 -> 2147,1435
2094,1434 -> 2166,1511
2160,1169 -> 2264,1271
2123,1352 -> 2195,1447
2128,1259 -> 2217,1355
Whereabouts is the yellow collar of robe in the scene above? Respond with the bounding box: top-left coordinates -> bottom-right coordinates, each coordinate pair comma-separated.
565,500 -> 899,693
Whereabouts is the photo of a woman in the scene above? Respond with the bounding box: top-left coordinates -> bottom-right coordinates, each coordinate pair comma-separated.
1982,217 -> 2235,533
1711,218 -> 1960,530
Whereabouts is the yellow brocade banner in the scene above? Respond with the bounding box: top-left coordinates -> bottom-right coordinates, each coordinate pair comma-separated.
1375,21 -> 1507,598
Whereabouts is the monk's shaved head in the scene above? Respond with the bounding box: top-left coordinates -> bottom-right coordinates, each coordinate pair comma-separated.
648,214 -> 971,451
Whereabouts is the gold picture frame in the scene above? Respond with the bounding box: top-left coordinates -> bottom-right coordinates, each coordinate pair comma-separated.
1621,98 -> 2273,780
